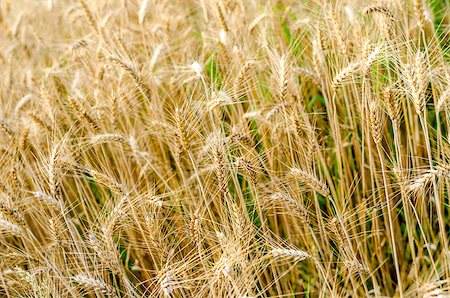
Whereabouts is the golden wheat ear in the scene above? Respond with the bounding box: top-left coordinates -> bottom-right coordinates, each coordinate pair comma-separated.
289,168 -> 330,198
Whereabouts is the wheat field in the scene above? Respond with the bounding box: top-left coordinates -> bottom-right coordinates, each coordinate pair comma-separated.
0,0 -> 449,297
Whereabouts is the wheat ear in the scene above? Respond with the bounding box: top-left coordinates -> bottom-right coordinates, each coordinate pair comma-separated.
289,168 -> 330,198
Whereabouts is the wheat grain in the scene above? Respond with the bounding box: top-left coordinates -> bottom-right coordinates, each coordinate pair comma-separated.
67,96 -> 98,131
270,249 -> 310,262
332,61 -> 361,89
436,87 -> 450,111
72,274 -> 116,296
0,217 -> 23,236
138,0 -> 149,25
90,133 -> 128,144
86,168 -> 126,196
15,94 -> 32,113
289,168 -> 330,197
405,52 -> 428,115
413,0 -> 425,30
0,202 -> 27,232
382,86 -> 402,126
159,268 -> 175,297
363,4 -> 394,20
369,100 -> 382,144
216,1 -> 229,33
0,118 -> 14,137
33,191 -> 62,210
343,259 -> 370,275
